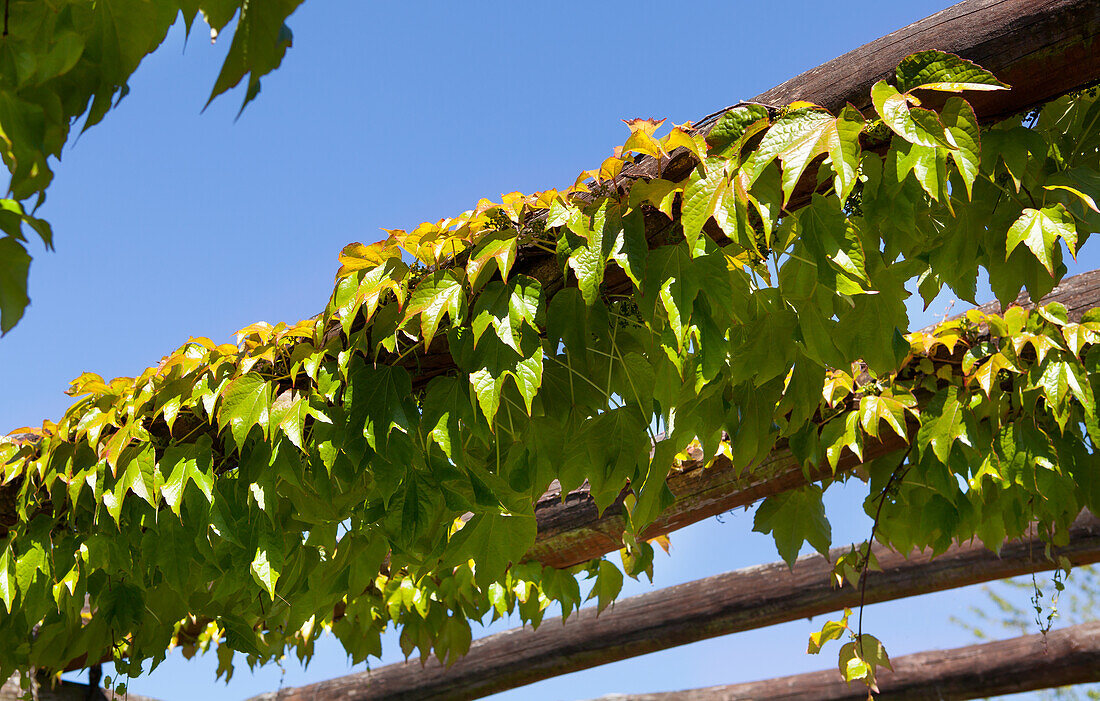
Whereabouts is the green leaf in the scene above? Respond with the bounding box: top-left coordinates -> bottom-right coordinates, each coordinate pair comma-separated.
895,51 -> 1008,93
830,105 -> 865,202
681,165 -> 728,251
808,609 -> 851,654
1044,184 -> 1100,214
207,0 -> 305,113
444,512 -> 537,585
471,277 -> 541,352
752,485 -> 831,567
0,236 -> 31,334
0,548 -> 14,613
547,287 -> 588,360
612,208 -> 648,290
250,526 -> 283,598
1006,205 -> 1077,274
742,106 -> 831,186
645,245 -> 699,352
586,560 -> 624,615
895,140 -> 948,202
941,97 -> 981,199
916,387 -> 967,464
705,103 -> 770,156
218,374 -> 273,447
511,352 -> 543,413
770,109 -> 843,205
160,435 -> 215,514
404,270 -> 466,348
565,200 -> 621,305
100,581 -> 144,630
581,408 -> 649,512
982,127 -> 1047,192
346,363 -> 414,453
470,366 -> 505,424
858,394 -> 909,441
838,635 -> 892,690
467,229 -> 518,290
119,443 -> 158,507
271,391 -> 309,450
871,80 -> 953,148
836,265 -> 910,375
221,615 -> 263,657
798,195 -> 870,296
83,0 -> 177,127
422,376 -> 477,459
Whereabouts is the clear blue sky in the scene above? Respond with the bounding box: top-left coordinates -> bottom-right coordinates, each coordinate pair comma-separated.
2,1 -> 1094,698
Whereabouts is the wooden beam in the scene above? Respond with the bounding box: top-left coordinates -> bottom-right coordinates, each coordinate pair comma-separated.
529,267 -> 1100,569
252,512 -> 1100,701
591,621 -> 1100,700
745,0 -> 1100,125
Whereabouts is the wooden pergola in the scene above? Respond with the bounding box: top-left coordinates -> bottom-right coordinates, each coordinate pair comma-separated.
7,0 -> 1100,698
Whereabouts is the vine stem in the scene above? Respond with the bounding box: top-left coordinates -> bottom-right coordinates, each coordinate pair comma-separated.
857,444 -> 913,658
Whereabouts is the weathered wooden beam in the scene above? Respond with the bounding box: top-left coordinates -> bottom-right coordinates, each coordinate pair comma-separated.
591,621 -> 1100,700
746,0 -> 1100,125
251,512 -> 1100,701
529,267 -> 1100,569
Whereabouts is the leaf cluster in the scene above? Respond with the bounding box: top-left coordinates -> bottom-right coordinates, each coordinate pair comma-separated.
1,52 -> 1100,686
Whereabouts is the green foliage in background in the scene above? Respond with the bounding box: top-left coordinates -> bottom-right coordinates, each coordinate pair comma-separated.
955,566 -> 1100,700
0,0 -> 303,333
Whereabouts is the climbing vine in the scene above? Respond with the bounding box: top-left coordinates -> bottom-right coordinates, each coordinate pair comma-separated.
2,51 -> 1100,692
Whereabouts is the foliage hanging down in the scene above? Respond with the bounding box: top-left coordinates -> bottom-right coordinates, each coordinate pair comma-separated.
3,51 -> 1100,689
0,0 -> 305,334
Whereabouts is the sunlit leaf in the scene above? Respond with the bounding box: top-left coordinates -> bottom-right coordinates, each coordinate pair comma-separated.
895,50 -> 1008,93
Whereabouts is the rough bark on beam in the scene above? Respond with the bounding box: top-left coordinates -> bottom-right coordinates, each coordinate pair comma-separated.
250,512 -> 1100,701
743,0 -> 1100,126
529,267 -> 1100,568
591,621 -> 1100,700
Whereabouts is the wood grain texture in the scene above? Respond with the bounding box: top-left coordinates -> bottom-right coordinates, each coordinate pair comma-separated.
751,0 -> 1100,123
592,621 -> 1100,700
251,512 -> 1100,701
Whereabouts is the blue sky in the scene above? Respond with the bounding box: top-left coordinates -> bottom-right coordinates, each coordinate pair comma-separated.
2,1 -> 1095,698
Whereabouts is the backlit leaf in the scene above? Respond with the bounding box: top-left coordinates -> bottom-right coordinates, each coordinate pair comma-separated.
941,96 -> 981,199
895,50 -> 1008,93
1006,205 -> 1077,274
871,80 -> 953,149
218,374 -> 273,447
404,270 -> 466,348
